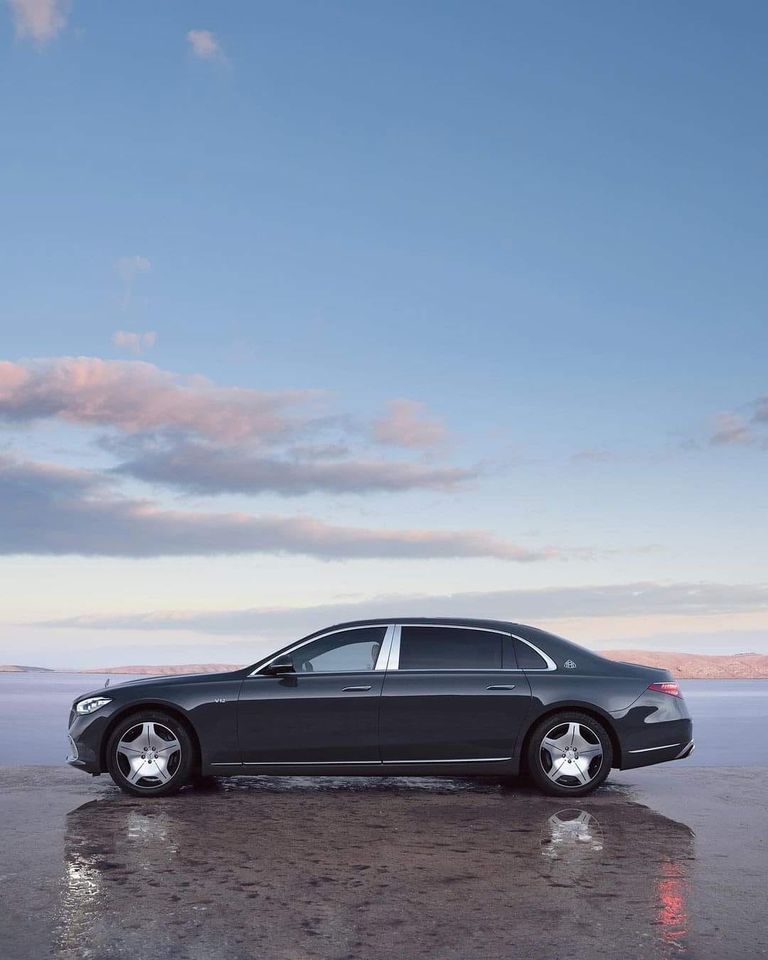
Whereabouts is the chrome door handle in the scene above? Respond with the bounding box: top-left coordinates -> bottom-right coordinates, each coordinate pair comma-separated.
486,684 -> 516,690
342,685 -> 372,692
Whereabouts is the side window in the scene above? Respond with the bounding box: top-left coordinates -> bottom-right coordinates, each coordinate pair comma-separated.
514,637 -> 549,670
398,626 -> 502,670
502,635 -> 518,669
292,626 -> 387,673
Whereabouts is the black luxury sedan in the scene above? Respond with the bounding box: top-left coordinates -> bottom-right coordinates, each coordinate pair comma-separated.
67,619 -> 694,798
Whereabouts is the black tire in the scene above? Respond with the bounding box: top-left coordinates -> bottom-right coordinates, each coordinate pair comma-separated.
526,711 -> 613,798
106,710 -> 194,797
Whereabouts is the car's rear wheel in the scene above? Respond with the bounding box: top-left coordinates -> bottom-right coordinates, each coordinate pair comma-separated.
527,711 -> 612,797
106,711 -> 193,797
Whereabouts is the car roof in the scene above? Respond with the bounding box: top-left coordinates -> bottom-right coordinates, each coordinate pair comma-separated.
324,617 -> 521,631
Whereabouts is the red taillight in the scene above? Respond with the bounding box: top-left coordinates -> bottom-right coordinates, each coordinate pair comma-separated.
648,681 -> 682,698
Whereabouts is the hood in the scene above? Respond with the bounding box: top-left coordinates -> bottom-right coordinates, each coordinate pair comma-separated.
72,668 -> 243,702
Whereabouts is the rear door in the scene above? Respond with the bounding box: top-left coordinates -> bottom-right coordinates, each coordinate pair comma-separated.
379,624 -> 532,762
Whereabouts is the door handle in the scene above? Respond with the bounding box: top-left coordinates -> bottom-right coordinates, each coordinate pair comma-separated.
486,684 -> 516,690
342,685 -> 372,692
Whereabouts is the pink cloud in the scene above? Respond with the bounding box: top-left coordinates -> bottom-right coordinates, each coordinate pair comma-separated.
373,398 -> 448,449
186,29 -> 224,61
0,357 -> 316,443
7,0 -> 67,44
710,412 -> 752,446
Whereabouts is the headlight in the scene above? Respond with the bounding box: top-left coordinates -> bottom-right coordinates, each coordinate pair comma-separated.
75,697 -> 112,715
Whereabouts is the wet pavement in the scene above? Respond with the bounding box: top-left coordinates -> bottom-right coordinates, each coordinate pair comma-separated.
1,766 -> 766,960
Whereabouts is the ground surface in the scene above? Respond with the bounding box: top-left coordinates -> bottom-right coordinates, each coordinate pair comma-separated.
0,765 -> 765,959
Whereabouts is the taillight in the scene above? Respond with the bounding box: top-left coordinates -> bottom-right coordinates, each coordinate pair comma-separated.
647,681 -> 682,698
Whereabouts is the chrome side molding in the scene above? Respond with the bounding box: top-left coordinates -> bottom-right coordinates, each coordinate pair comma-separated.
628,742 -> 681,754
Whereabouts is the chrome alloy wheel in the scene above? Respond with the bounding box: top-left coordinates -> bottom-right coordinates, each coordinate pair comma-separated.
540,721 -> 603,788
116,721 -> 182,787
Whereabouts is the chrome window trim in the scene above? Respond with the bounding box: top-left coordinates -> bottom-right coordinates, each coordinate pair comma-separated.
509,633 -> 557,672
388,623 -> 557,672
249,623 -> 395,677
375,624 -> 396,671
386,623 -> 401,670
396,624 -> 513,635
386,668 -> 522,673
248,622 -> 557,675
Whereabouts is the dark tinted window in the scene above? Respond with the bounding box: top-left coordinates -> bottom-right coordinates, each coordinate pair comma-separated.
399,626 -> 502,670
292,626 -> 387,673
502,635 -> 518,669
514,637 -> 549,670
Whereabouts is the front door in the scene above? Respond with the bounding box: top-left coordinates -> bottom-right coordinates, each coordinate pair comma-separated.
237,625 -> 390,763
380,624 -> 532,762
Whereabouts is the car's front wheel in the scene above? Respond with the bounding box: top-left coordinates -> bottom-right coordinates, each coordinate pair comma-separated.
106,711 -> 194,797
527,711 -> 612,797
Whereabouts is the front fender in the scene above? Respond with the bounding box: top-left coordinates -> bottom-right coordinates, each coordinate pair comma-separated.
94,679 -> 242,770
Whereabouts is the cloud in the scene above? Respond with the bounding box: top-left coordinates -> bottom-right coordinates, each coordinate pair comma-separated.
116,255 -> 151,308
186,29 -> 224,61
752,396 -> 768,427
0,453 -> 553,561
116,255 -> 151,280
112,331 -> 157,355
709,412 -> 752,446
706,395 -> 768,447
0,358 -> 478,497
289,443 -> 351,460
113,440 -> 474,495
45,581 -> 768,636
6,0 -> 67,44
373,399 -> 448,449
0,357 -> 315,443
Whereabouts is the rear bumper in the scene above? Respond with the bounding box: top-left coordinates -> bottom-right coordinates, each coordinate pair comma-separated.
619,718 -> 694,769
613,687 -> 693,770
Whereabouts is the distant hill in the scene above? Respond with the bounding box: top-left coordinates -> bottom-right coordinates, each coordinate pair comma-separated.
0,664 -> 55,673
79,664 -> 244,675
600,650 -> 768,679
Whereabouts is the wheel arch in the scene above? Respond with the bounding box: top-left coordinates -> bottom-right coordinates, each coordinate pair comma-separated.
518,702 -> 622,773
100,701 -> 202,774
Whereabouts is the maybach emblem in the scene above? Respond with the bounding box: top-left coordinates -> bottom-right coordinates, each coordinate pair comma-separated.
564,660 -> 577,669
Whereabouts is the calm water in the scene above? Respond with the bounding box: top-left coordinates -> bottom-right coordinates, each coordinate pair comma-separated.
0,673 -> 765,766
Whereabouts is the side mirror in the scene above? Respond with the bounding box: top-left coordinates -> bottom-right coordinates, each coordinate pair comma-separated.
263,655 -> 295,676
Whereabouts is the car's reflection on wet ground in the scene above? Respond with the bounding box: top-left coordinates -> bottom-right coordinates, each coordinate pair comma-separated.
51,775 -> 696,960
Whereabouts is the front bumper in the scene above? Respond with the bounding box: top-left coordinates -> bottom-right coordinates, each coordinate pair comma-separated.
67,710 -> 114,774
65,733 -> 84,767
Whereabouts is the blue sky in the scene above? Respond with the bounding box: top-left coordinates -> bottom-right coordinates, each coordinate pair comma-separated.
1,1 -> 767,666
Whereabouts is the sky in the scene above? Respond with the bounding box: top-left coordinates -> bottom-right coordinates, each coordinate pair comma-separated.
1,1 -> 767,667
